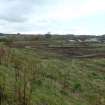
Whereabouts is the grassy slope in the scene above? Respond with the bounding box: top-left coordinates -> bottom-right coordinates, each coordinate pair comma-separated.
0,48 -> 105,105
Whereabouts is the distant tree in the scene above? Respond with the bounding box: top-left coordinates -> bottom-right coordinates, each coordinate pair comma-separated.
78,35 -> 89,42
17,33 -> 21,35
45,32 -> 52,39
99,34 -> 105,43
0,33 -> 4,36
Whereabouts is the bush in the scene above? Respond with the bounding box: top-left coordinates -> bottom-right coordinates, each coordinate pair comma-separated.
73,83 -> 81,93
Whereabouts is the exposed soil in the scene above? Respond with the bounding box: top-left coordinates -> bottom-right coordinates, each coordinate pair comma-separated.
43,47 -> 105,58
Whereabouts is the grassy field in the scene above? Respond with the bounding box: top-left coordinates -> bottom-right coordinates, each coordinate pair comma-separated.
0,45 -> 105,105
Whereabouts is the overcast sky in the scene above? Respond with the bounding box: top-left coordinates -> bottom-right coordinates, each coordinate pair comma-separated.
0,0 -> 105,35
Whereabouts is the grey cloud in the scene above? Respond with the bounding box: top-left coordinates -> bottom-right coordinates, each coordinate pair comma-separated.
0,0 -> 62,33
0,0 -> 58,23
0,0 -> 37,23
0,16 -> 26,23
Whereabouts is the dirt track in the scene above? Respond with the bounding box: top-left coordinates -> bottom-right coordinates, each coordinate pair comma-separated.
43,47 -> 105,58
9,43 -> 105,58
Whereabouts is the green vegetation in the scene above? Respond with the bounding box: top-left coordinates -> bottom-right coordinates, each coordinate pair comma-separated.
0,34 -> 105,105
0,46 -> 105,105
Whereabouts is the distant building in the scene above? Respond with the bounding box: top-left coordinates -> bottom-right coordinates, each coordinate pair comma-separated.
85,38 -> 99,42
68,40 -> 76,42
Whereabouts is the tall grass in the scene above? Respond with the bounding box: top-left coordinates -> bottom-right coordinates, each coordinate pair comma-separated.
0,47 -> 105,105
